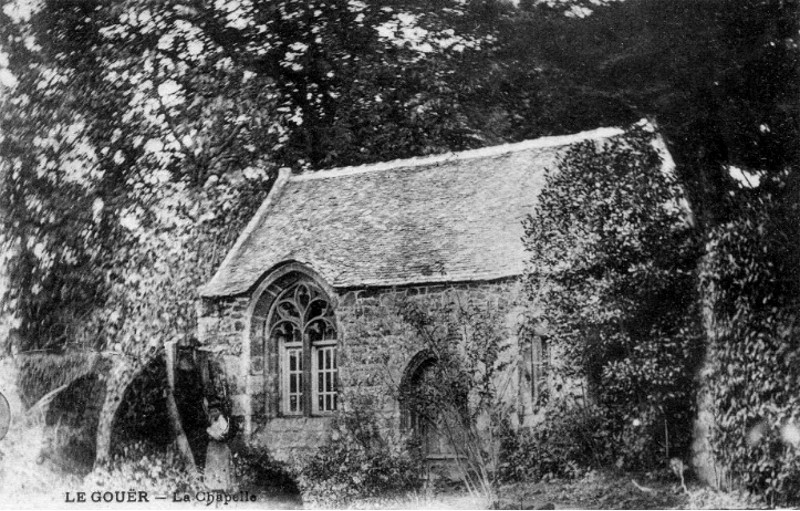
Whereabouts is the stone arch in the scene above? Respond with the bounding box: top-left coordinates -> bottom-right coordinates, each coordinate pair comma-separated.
247,262 -> 339,424
94,353 -> 159,465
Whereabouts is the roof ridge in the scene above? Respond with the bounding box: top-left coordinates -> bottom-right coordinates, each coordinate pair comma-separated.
291,125 -> 625,182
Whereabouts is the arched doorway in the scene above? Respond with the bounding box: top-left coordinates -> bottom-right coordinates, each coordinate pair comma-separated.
400,351 -> 467,460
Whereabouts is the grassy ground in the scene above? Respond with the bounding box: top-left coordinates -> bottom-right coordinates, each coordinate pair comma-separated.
309,471 -> 764,509
494,471 -> 763,510
338,473 -> 764,509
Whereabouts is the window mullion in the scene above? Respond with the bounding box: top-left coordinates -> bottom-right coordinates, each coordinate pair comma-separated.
303,332 -> 313,416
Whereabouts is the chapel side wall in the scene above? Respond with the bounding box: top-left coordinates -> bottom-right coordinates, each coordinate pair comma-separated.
333,279 -> 530,435
199,278 -> 536,463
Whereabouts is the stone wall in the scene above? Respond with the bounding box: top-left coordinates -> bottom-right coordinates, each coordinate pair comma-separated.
332,280 -> 533,429
197,275 -> 537,464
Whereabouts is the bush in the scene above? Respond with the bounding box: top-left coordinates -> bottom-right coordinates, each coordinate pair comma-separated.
233,446 -> 299,497
499,402 -> 615,482
297,399 -> 422,507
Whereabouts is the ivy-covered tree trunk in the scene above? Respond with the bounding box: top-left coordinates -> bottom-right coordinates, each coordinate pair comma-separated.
698,195 -> 800,504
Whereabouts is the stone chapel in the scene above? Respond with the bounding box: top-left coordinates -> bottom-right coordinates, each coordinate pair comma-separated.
196,124 -> 659,462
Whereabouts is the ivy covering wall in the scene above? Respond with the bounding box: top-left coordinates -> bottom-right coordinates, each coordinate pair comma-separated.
522,126 -> 703,470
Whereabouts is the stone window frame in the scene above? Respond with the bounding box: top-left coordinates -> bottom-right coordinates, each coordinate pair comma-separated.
248,262 -> 340,419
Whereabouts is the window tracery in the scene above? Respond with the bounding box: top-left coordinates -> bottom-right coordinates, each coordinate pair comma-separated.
263,278 -> 338,416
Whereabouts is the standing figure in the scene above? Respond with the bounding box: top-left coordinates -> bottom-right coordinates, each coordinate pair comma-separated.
204,400 -> 233,491
174,337 -> 208,468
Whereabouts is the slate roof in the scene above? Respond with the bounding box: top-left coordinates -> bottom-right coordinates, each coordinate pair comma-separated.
200,125 -> 650,298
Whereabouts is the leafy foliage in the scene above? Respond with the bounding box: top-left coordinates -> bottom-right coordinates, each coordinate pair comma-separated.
0,0 -> 273,359
522,126 -> 703,469
232,446 -> 300,498
0,0 -> 498,408
297,397 -> 422,507
498,0 -> 800,230
499,401 -> 616,482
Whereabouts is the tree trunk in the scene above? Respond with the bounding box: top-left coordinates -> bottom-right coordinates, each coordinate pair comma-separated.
165,388 -> 198,472
95,360 -> 137,465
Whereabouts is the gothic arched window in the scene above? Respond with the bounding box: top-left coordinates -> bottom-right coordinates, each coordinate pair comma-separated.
266,279 -> 338,416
